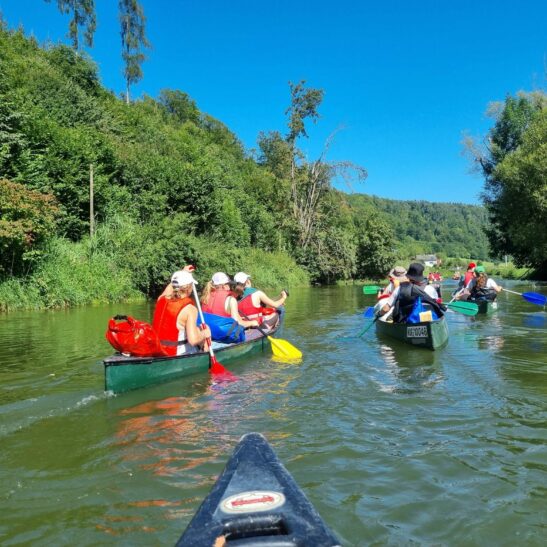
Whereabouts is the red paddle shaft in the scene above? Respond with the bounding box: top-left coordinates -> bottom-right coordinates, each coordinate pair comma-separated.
187,265 -> 233,377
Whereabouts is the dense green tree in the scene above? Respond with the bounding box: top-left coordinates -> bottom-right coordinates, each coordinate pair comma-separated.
45,0 -> 96,50
159,89 -> 200,125
0,179 -> 58,276
119,0 -> 149,103
466,92 -> 546,273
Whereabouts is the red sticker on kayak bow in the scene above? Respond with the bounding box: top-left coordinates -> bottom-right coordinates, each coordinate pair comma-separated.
220,491 -> 285,514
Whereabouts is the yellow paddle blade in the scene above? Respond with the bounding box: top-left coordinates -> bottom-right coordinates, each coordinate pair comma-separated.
267,336 -> 303,359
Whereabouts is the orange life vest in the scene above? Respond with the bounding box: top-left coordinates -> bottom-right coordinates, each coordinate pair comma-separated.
152,295 -> 194,356
202,289 -> 233,317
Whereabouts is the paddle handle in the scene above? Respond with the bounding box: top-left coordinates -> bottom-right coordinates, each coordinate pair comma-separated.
500,288 -> 520,296
448,288 -> 465,304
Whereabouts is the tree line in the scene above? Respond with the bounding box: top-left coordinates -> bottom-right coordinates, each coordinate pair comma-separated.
0,23 -> 397,310
2,23 -> 540,311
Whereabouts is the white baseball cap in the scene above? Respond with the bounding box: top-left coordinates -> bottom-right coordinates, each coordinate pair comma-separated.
211,272 -> 230,285
171,270 -> 197,287
234,272 -> 251,284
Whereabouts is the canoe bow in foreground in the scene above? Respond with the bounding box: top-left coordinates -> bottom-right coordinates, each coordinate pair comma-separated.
103,319 -> 281,394
375,316 -> 449,350
177,433 -> 341,546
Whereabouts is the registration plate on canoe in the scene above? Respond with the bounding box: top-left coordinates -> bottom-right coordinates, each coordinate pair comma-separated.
407,326 -> 428,338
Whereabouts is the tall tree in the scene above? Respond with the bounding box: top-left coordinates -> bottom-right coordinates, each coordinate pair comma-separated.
282,81 -> 366,250
119,0 -> 149,104
45,0 -> 96,50
464,92 -> 547,274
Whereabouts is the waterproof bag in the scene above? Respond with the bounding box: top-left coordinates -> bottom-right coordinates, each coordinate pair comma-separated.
106,315 -> 165,357
196,312 -> 245,344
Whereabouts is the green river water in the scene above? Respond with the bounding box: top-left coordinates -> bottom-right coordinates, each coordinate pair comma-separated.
1,282 -> 546,546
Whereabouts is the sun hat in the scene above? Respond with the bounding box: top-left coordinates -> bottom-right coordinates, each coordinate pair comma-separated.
406,262 -> 426,282
171,270 -> 197,288
234,272 -> 251,284
474,265 -> 486,274
467,262 -> 476,270
388,266 -> 407,280
211,272 -> 230,285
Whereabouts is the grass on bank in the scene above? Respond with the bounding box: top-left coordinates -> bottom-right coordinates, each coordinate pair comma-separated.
0,219 -> 310,312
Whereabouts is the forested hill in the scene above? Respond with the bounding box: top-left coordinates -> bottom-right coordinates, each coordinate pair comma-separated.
347,194 -> 490,260
0,25 -> 492,310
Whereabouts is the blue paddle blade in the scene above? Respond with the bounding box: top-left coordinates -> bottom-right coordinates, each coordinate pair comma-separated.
363,306 -> 375,318
522,292 -> 547,306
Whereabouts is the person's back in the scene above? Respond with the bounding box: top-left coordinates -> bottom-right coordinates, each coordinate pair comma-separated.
201,272 -> 259,329
393,263 -> 445,323
234,272 -> 286,328
153,269 -> 210,356
469,266 -> 502,302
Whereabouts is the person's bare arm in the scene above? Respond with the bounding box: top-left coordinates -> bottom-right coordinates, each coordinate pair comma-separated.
254,290 -> 287,309
180,306 -> 210,346
228,297 -> 259,327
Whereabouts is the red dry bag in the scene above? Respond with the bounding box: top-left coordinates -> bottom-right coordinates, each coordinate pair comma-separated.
105,315 -> 165,357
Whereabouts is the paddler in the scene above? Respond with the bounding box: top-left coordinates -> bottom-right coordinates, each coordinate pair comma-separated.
232,271 -> 287,329
152,268 -> 211,356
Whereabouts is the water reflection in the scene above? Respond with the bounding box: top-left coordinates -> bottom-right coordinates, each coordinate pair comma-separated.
374,343 -> 444,394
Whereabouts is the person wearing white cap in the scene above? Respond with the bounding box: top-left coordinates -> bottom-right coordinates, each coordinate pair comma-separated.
233,272 -> 287,328
152,267 -> 211,356
374,266 -> 407,318
201,272 -> 259,329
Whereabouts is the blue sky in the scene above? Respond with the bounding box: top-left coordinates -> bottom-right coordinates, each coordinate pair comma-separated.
1,0 -> 545,204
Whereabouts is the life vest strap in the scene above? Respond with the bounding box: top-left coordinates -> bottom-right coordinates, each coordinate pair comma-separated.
160,338 -> 188,347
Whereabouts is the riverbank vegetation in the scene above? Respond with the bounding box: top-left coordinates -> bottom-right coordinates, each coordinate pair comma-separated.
0,23 -> 539,312
464,92 -> 547,279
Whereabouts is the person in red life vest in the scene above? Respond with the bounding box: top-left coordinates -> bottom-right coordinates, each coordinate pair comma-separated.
201,272 -> 259,329
152,269 -> 211,356
232,272 -> 287,329
454,262 -> 476,300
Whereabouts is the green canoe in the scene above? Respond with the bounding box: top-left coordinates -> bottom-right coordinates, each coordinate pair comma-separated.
375,316 -> 449,350
103,321 -> 280,394
474,300 -> 498,314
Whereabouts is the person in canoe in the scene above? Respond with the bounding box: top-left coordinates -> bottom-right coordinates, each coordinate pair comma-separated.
201,272 -> 260,330
467,265 -> 503,302
454,262 -> 476,299
152,269 -> 211,356
374,266 -> 408,318
391,262 -> 446,323
232,271 -> 287,329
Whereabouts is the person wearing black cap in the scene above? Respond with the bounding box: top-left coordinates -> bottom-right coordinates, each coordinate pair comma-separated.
392,263 -> 446,323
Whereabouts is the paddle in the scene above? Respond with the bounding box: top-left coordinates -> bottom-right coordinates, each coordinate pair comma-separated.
502,288 -> 547,307
363,306 -> 375,318
240,311 -> 302,359
445,301 -> 479,316
362,285 -> 382,295
188,267 -> 233,378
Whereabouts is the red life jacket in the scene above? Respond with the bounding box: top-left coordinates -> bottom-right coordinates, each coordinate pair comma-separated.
152,295 -> 194,356
238,293 -> 276,321
202,289 -> 233,317
463,271 -> 474,287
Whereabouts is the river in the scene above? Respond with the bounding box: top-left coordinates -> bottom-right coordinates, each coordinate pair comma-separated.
1,282 -> 546,545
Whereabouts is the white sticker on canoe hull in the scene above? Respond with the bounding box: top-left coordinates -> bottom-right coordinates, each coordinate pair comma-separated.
220,490 -> 285,514
406,326 -> 428,338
